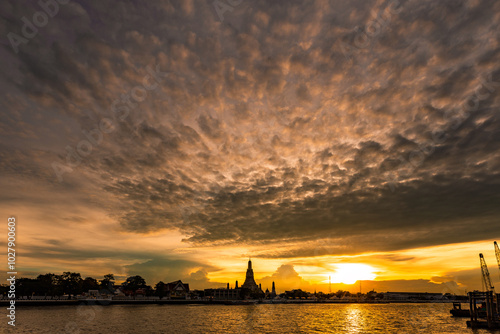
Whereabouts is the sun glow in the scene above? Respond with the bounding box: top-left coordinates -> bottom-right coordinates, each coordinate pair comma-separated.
327,264 -> 377,284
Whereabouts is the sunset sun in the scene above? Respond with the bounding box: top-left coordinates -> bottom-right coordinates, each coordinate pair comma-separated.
327,264 -> 377,285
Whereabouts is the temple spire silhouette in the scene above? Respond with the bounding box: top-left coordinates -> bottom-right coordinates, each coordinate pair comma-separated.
242,258 -> 259,291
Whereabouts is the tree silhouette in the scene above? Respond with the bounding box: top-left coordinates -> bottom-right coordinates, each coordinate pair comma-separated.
37,273 -> 60,296
154,281 -> 166,298
60,272 -> 82,297
122,275 -> 147,293
82,277 -> 99,292
100,273 -> 115,293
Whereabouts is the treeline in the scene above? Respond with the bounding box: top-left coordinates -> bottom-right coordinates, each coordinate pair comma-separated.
2,272 -> 170,298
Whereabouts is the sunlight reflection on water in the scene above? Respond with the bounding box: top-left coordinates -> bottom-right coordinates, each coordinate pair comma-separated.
6,302 -> 500,334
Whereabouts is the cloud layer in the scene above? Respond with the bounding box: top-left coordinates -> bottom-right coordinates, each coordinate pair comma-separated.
1,0 -> 500,287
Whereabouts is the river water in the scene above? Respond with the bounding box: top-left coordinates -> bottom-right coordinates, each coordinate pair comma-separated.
3,303 -> 499,333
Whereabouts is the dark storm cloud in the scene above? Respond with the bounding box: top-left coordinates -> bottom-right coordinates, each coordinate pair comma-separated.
2,0 -> 500,258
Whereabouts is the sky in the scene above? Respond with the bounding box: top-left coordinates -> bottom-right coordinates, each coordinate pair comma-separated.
1,0 -> 500,293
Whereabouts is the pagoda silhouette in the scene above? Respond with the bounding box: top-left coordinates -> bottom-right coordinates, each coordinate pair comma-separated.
241,259 -> 260,292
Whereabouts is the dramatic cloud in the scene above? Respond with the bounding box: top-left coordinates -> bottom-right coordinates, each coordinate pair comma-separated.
258,264 -> 311,292
1,0 -> 500,290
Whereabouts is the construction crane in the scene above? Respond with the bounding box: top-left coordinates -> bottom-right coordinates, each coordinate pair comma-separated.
480,253 -> 495,292
494,241 -> 500,279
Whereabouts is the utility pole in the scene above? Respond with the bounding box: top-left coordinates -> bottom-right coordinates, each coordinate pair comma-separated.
329,276 -> 331,294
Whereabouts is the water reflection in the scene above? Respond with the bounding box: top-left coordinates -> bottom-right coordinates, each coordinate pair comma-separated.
345,306 -> 363,333
12,303 -> 480,334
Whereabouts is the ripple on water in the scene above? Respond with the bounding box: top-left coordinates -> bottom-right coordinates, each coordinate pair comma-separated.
5,302 -> 500,334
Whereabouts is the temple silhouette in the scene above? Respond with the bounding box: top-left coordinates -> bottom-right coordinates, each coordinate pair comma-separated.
204,259 -> 276,300
242,259 -> 259,291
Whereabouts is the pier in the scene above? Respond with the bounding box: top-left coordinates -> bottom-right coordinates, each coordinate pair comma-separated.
466,291 -> 500,329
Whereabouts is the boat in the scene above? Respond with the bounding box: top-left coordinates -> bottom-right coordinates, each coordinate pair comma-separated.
450,302 -> 470,317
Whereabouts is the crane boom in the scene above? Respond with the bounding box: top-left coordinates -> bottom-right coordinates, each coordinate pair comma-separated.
480,253 -> 495,292
494,241 -> 500,279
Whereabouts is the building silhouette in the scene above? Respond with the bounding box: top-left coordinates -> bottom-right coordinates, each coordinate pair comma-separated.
204,259 -> 275,300
165,280 -> 190,299
242,259 -> 259,292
